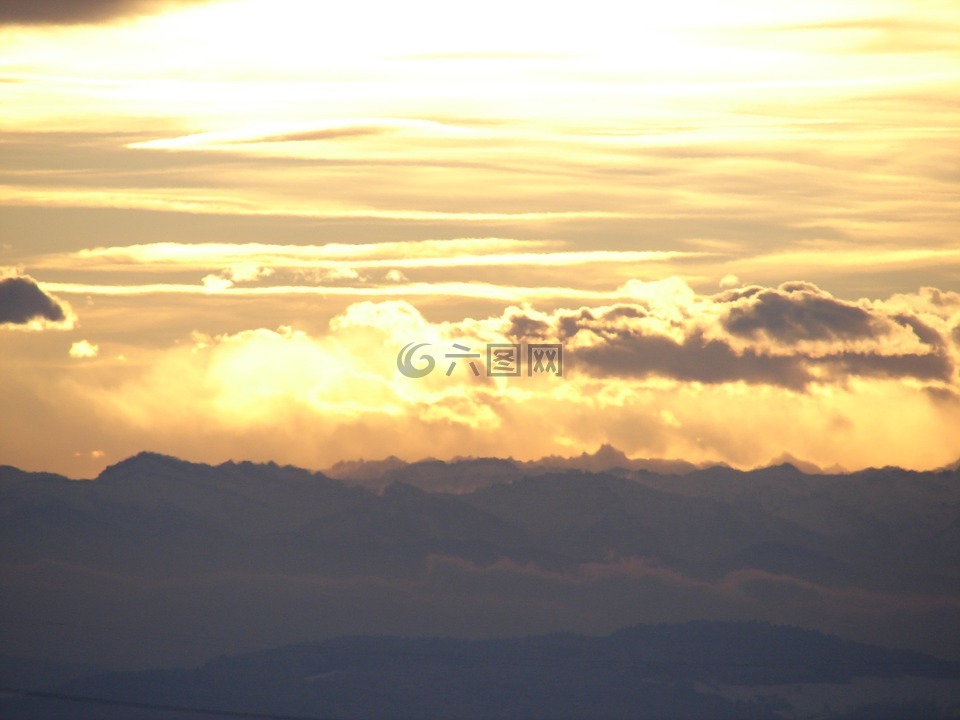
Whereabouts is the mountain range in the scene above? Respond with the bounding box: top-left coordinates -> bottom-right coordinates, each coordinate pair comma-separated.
2,448 -> 959,717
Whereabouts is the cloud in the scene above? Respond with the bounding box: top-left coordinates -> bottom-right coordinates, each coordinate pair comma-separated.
244,126 -> 390,143
503,280 -> 957,389
36,240 -> 699,273
575,330 -> 815,389
200,263 -> 274,292
0,185 -> 641,222
0,0 -> 212,24
40,279 -> 621,302
0,274 -> 74,329
27,274 -> 958,389
6,281 -> 959,476
225,263 -> 273,283
201,274 -> 233,292
69,340 -> 100,358
27,239 -> 711,307
722,284 -> 884,342
127,119 -> 469,151
770,17 -> 960,54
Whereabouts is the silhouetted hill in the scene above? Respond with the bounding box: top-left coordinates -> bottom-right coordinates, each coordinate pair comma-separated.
2,622 -> 957,720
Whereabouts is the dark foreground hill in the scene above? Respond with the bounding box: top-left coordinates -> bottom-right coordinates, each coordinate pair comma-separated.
2,621 -> 958,720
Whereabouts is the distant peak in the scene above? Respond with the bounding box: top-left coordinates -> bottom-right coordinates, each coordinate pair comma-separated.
587,444 -> 630,462
754,461 -> 806,476
97,451 -> 198,480
763,453 -> 823,474
115,451 -> 186,467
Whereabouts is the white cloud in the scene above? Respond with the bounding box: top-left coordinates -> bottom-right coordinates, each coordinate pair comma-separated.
69,340 -> 99,358
201,274 -> 234,292
226,263 -> 274,283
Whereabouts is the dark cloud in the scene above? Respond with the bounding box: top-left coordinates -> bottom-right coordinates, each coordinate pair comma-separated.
921,287 -> 960,309
503,281 -> 957,389
714,286 -> 763,302
825,351 -> 953,383
576,330 -> 813,389
723,284 -> 879,342
505,312 -> 550,341
557,309 -> 596,340
893,314 -> 944,348
925,386 -> 960,404
0,275 -> 68,326
0,0 -> 210,25
600,305 -> 647,321
574,331 -> 952,389
554,305 -> 650,342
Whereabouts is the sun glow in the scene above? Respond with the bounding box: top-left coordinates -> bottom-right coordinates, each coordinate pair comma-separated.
1,0 -> 958,475
5,0 -> 956,133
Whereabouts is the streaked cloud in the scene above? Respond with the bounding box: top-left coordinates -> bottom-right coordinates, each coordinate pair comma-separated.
769,16 -> 960,54
127,118 -> 476,151
0,0 -> 216,25
35,240 -> 701,272
37,279 -> 633,303
0,185 -> 632,221
26,240 -> 714,304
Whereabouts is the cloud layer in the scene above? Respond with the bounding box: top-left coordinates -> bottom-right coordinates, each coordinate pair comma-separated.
3,278 -> 956,476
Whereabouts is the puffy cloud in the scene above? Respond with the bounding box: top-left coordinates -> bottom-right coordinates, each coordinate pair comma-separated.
504,280 -> 956,389
0,274 -> 74,329
69,340 -> 99,358
201,274 -> 234,292
201,263 -> 275,292
722,283 -> 880,342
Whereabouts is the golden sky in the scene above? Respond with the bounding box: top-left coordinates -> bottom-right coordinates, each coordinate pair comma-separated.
1,0 -> 959,475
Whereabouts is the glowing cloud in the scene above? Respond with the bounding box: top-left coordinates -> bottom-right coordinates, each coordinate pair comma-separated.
69,339 -> 100,358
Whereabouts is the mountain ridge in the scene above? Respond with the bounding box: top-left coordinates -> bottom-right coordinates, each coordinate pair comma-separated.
2,451 -> 959,674
2,621 -> 958,720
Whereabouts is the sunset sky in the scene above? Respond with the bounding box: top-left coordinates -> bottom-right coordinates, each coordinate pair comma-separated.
1,0 -> 958,476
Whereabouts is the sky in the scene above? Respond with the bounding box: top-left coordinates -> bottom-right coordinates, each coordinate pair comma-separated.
1,0 -> 958,476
